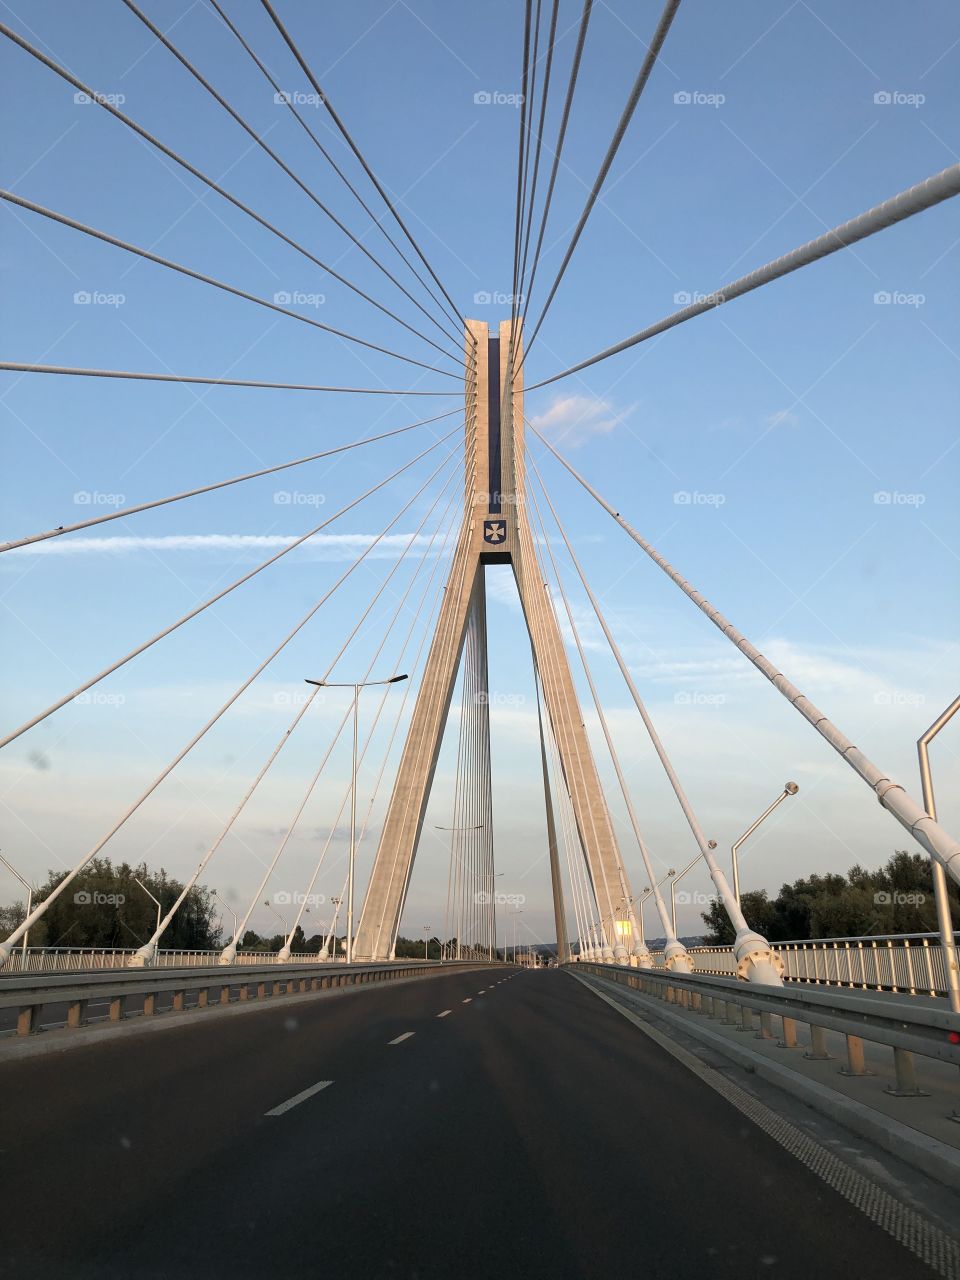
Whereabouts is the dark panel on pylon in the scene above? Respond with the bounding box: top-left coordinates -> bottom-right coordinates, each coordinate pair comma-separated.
487,336 -> 501,513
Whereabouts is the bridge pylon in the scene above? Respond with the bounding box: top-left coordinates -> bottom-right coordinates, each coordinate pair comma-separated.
354,320 -> 634,963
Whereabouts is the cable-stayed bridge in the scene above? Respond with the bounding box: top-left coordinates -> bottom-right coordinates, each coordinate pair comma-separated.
1,3 -> 959,1277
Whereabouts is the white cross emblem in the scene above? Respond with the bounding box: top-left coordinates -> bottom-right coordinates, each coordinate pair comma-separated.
483,519 -> 506,545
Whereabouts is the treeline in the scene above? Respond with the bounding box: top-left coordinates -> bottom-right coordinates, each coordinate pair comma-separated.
0,857 -> 220,950
701,850 -> 959,944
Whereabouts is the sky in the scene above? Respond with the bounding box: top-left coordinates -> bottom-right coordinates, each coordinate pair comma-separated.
1,0 -> 958,951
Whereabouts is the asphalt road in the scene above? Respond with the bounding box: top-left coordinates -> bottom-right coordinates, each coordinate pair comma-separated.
0,967 -> 949,1279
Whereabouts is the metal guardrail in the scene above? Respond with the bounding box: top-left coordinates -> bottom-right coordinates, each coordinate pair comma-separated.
0,947 -> 338,974
0,959 -> 494,1037
639,932 -> 960,998
572,961 -> 960,1097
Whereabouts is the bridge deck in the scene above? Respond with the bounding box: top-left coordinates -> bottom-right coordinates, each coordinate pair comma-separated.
1,968 -> 953,1278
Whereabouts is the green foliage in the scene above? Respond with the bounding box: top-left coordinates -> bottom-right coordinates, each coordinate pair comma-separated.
2,857 -> 222,950
700,850 -> 959,943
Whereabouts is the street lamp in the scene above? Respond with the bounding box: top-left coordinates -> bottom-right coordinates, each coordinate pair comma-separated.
918,699 -> 960,1014
322,896 -> 343,961
264,899 -> 287,952
422,925 -> 431,961
731,783 -> 799,909
511,909 -> 523,964
307,674 -> 408,963
0,852 -> 35,969
632,869 -> 676,949
210,889 -> 239,948
133,877 -> 162,943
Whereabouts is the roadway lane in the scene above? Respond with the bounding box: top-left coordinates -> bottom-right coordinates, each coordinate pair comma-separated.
0,968 -> 950,1279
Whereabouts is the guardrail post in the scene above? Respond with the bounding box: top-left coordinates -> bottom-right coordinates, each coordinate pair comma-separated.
257,981 -> 267,1000
739,1007 -> 754,1033
724,1001 -> 739,1025
109,994 -> 125,1022
272,980 -> 282,997
16,1004 -> 40,1036
219,985 -> 231,1005
172,989 -> 185,1012
67,998 -> 88,1028
886,1047 -> 929,1097
840,1034 -> 872,1077
778,1017 -> 798,1049
239,983 -> 249,1001
197,989 -> 209,1009
804,1025 -> 832,1060
143,992 -> 157,1017
757,1011 -> 775,1040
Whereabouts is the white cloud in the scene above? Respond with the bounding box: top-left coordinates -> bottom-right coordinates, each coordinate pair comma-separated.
8,532 -> 457,559
530,395 -> 632,447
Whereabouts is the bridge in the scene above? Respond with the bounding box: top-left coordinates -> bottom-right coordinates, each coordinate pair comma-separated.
1,2 -> 959,1277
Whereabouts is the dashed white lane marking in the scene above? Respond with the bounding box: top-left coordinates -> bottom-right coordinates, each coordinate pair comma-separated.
388,1031 -> 415,1044
462,998 -> 472,1003
265,1080 -> 333,1116
437,1010 -> 452,1018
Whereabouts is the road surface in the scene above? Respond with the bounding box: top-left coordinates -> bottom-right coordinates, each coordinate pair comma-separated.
0,966 -> 950,1278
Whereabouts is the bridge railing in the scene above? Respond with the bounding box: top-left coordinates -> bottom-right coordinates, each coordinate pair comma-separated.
0,947 -> 344,974
573,960 -> 960,1099
640,932 -> 959,998
0,958 -> 497,1037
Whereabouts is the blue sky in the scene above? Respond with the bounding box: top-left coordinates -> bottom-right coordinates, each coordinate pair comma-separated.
1,0 -> 958,949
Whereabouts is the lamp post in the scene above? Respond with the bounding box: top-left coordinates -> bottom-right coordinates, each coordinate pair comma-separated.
633,869 -> 675,950
511,909 -> 523,963
731,782 -> 799,909
307,675 -> 408,964
0,852 -> 35,969
421,925 -> 432,961
133,877 -> 162,944
918,698 -> 960,1014
264,899 -> 287,953
210,889 -> 239,949
322,896 -> 343,961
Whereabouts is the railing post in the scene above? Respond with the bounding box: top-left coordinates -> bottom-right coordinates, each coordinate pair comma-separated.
779,1016 -> 798,1049
172,989 -> 185,1012
886,1047 -> 929,1097
67,998 -> 88,1028
757,1011 -> 775,1040
16,1004 -> 40,1036
805,1025 -> 832,1060
143,992 -> 157,1017
109,994 -> 125,1022
739,1006 -> 754,1033
840,1034 -> 872,1077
